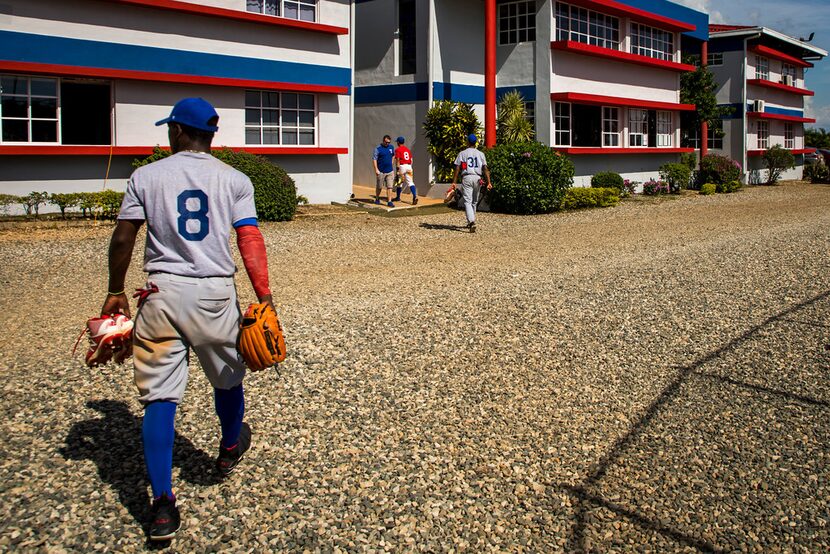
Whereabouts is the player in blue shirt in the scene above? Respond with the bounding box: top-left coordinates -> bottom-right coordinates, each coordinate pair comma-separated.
373,134 -> 396,207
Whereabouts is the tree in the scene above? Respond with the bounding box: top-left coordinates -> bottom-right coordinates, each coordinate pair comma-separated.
762,145 -> 795,185
496,90 -> 534,144
423,101 -> 481,182
805,127 -> 830,148
680,56 -> 733,147
49,193 -> 80,219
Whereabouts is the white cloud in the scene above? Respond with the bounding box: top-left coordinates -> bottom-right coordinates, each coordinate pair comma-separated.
670,0 -> 724,24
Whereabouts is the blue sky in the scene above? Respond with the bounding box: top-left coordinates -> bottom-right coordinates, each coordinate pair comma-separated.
674,0 -> 830,129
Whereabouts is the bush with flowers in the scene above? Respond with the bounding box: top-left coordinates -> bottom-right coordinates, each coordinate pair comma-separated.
642,179 -> 670,195
697,154 -> 742,187
486,141 -> 574,214
622,179 -> 639,197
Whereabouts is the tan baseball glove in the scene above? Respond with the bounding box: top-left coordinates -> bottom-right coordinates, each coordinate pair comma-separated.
238,303 -> 286,371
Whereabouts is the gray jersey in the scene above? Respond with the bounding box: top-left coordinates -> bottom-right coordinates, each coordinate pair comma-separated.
455,148 -> 487,177
118,151 -> 257,278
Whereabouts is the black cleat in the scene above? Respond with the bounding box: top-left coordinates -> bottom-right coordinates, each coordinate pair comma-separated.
216,423 -> 252,477
149,493 -> 181,541
469,222 -> 477,233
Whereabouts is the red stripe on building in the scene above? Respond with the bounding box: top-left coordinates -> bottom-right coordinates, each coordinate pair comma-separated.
108,0 -> 349,34
551,41 -> 696,72
747,79 -> 814,96
554,147 -> 695,155
747,112 -> 816,123
551,92 -> 695,111
747,148 -> 815,157
0,61 -> 349,94
749,45 -> 813,68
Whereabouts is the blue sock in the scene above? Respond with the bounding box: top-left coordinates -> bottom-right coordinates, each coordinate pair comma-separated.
142,401 -> 177,499
409,185 -> 417,197
214,385 -> 245,448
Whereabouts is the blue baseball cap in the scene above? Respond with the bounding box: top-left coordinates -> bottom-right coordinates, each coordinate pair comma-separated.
155,97 -> 219,132
396,136 -> 405,144
468,133 -> 477,143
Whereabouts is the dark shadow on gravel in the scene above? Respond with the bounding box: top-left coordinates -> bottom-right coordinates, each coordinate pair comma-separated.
562,289 -> 830,553
418,222 -> 469,232
60,400 -> 222,543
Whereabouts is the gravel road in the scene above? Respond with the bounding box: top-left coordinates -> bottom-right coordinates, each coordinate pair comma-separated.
1,182 -> 828,552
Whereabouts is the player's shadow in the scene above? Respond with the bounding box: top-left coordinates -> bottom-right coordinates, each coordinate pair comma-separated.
419,222 -> 469,232
60,399 -> 221,541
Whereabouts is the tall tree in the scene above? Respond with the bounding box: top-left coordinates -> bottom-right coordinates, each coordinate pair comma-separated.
805,127 -> 830,148
680,56 -> 733,147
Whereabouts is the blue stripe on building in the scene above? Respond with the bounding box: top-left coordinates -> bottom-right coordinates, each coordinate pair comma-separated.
753,105 -> 804,117
355,82 -> 536,105
619,0 -> 708,41
719,103 -> 744,118
0,31 -> 351,89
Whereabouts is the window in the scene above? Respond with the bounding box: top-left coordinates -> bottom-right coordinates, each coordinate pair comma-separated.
245,90 -> 316,145
781,63 -> 797,85
524,100 -> 536,131
498,1 -> 535,45
629,108 -> 647,147
757,120 -> 769,149
555,2 -> 620,50
398,0 -> 417,75
755,56 -> 769,80
602,107 -> 619,146
784,123 -> 794,149
1,75 -> 58,143
630,23 -> 674,61
247,0 -> 316,21
708,119 -> 723,149
656,111 -> 672,147
707,52 -> 723,66
554,102 -> 570,146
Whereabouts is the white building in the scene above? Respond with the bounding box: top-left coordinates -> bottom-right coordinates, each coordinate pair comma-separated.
354,0 -> 709,190
0,0 -> 353,204
706,25 -> 827,183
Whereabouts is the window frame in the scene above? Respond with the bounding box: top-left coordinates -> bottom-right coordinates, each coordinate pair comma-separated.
707,52 -> 723,66
628,108 -> 648,147
656,110 -> 672,147
244,90 -> 317,146
630,22 -> 675,62
756,120 -> 769,149
707,119 -> 723,150
555,2 -> 620,50
602,106 -> 619,147
781,63 -> 797,85
554,101 -> 571,147
0,74 -> 60,144
246,0 -> 317,22
498,0 -> 536,45
784,122 -> 794,149
755,55 -> 770,80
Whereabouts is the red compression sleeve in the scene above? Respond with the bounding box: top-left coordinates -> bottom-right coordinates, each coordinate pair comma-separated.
236,225 -> 271,299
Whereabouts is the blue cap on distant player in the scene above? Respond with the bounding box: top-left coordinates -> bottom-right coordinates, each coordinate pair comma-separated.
155,97 -> 219,132
468,133 -> 477,144
396,136 -> 405,144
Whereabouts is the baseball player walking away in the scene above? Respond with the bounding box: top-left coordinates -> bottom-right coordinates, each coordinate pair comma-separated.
100,97 -> 275,542
451,134 -> 492,233
393,136 -> 418,205
373,134 -> 396,207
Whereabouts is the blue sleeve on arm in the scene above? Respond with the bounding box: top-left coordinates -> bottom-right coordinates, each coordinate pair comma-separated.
233,217 -> 258,228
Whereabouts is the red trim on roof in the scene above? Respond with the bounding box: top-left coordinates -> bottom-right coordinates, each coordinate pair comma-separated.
551,41 -> 696,72
0,146 -> 348,156
551,92 -> 695,111
0,61 -> 349,95
558,0 -> 695,32
747,148 -> 815,157
553,147 -> 695,155
749,45 -> 813,68
108,0 -> 348,35
747,79 -> 814,96
748,112 -> 815,123
709,24 -> 754,33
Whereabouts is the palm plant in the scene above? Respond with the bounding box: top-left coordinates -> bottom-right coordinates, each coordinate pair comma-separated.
496,90 -> 534,144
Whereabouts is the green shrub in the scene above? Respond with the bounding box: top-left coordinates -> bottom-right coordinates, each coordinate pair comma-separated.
49,193 -> 80,219
590,171 -> 624,191
806,163 -> 830,184
700,183 -> 716,195
714,180 -> 742,193
496,90 -> 534,144
0,194 -> 20,215
424,101 -> 482,183
134,147 -> 297,221
97,190 -> 125,219
680,151 -> 697,170
762,145 -> 795,185
560,187 -> 619,210
642,179 -> 670,195
659,162 -> 692,193
698,154 -> 741,186
486,142 -> 573,214
20,191 -> 49,216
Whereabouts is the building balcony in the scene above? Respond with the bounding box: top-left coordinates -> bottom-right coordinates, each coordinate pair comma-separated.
749,45 -> 812,68
551,41 -> 696,73
747,111 -> 816,123
747,79 -> 814,96
551,92 -> 695,111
